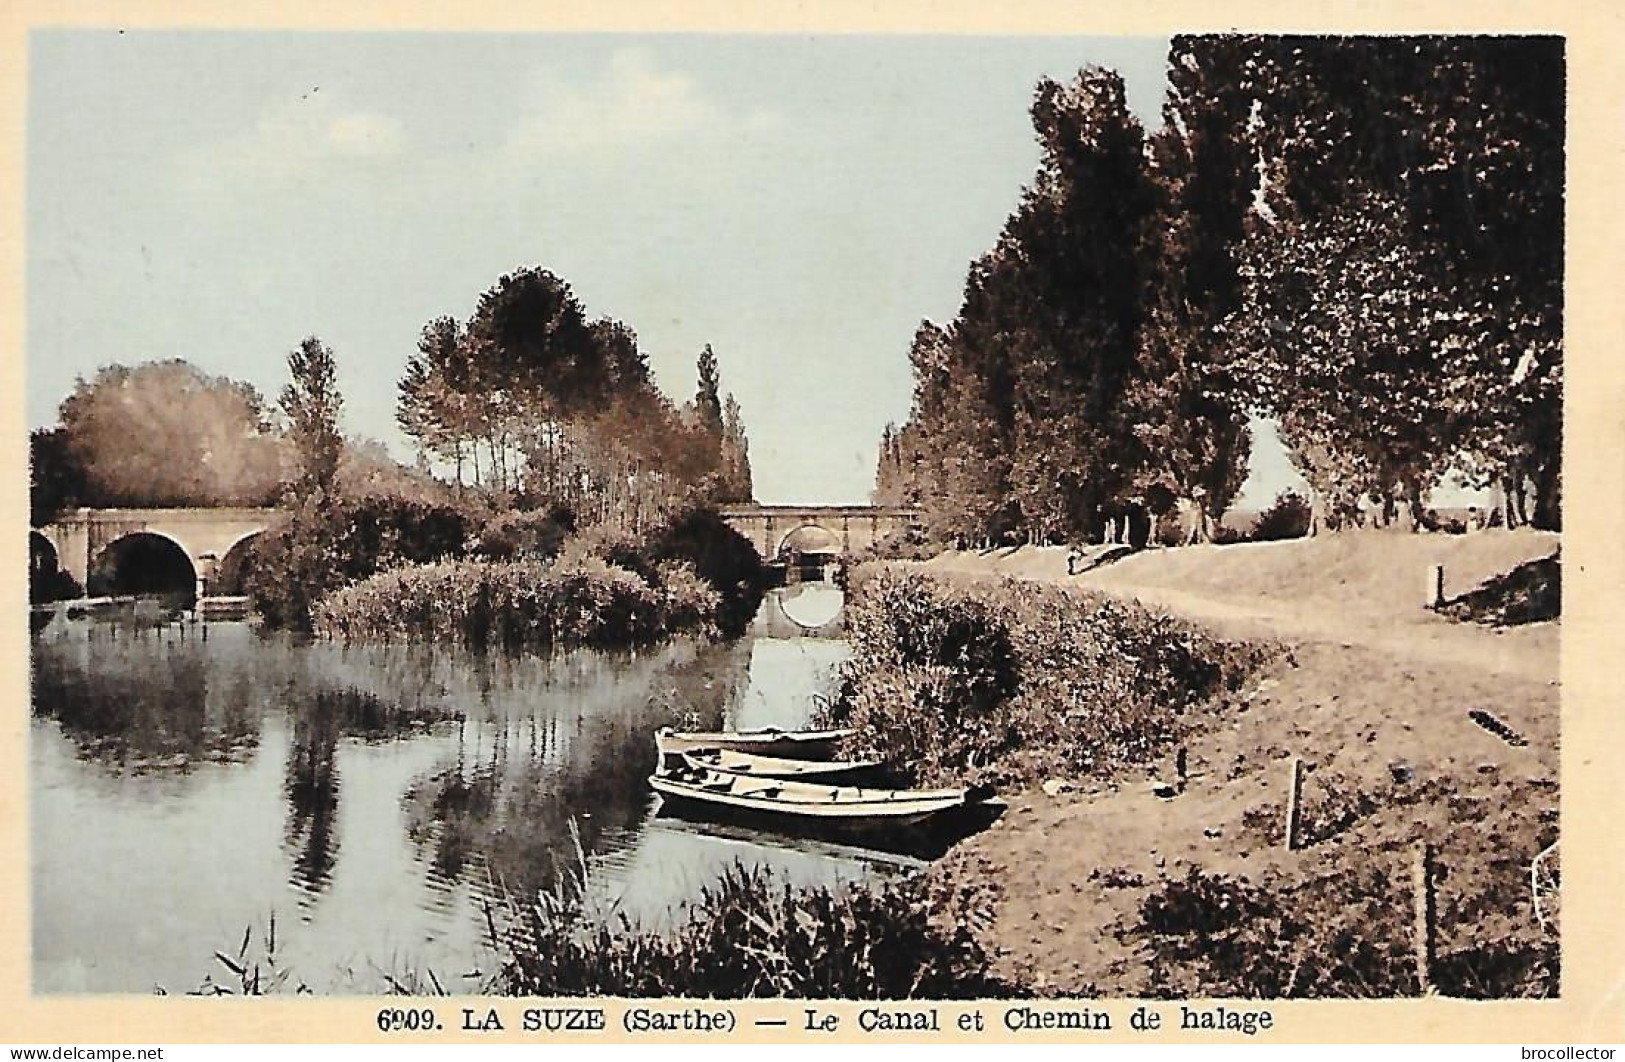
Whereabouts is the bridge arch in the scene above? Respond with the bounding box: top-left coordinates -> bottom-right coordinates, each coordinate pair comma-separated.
775,523 -> 842,560
29,530 -> 81,604
213,530 -> 263,595
717,504 -> 922,562
40,507 -> 278,595
30,530 -> 59,577
87,530 -> 198,605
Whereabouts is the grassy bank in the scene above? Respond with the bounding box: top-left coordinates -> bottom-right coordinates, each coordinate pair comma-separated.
895,539 -> 1560,999
822,565 -> 1271,789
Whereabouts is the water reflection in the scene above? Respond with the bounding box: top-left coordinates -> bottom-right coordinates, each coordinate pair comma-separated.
30,625 -> 261,769
30,588 -> 885,994
284,691 -> 344,899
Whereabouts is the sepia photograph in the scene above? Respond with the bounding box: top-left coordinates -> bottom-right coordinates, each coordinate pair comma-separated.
6,5 -> 1618,1047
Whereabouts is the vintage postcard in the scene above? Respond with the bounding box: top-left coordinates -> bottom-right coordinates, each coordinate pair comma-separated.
3,0 -> 1621,1048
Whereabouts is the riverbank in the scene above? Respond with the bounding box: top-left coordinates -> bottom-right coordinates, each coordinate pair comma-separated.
909,530 -> 1560,996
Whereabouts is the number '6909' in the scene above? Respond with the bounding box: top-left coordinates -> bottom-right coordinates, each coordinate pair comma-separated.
377,1008 -> 438,1033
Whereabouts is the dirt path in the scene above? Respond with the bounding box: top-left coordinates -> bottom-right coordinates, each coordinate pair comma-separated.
923,532 -> 1558,683
917,533 -> 1561,995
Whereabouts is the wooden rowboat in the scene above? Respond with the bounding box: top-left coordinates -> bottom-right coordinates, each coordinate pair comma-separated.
648,767 -> 995,834
654,726 -> 855,762
670,747 -> 885,784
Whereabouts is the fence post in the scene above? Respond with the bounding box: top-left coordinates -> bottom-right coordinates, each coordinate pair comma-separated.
1413,841 -> 1436,994
1284,756 -> 1305,850
1426,564 -> 1446,609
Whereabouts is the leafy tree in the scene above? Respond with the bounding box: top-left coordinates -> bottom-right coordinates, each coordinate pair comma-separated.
30,427 -> 86,527
281,337 -> 345,505
904,317 -> 1013,542
1126,37 -> 1257,541
468,267 -> 605,414
397,267 -> 743,526
1229,35 -> 1563,529
893,69 -> 1158,544
56,360 -> 284,508
398,316 -> 480,488
1231,191 -> 1468,529
872,422 -> 907,506
249,337 -> 348,631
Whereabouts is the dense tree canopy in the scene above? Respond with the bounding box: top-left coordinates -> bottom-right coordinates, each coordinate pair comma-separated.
396,268 -> 755,530
1233,35 -> 1563,530
878,35 -> 1563,540
30,427 -> 86,527
53,360 -> 284,509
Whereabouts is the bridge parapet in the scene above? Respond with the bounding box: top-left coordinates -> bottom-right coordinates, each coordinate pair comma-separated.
716,504 -> 921,560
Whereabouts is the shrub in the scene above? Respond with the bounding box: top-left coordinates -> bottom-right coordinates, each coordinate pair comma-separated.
850,526 -> 947,564
248,492 -> 474,631
474,507 -> 574,561
1126,856 -> 1557,1000
1440,553 -> 1560,626
643,508 -> 766,638
1250,490 -> 1313,542
311,555 -> 718,651
821,567 -> 1267,788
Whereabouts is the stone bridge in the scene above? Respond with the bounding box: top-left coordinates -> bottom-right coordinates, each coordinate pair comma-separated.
32,503 -> 923,604
33,507 -> 278,601
717,504 -> 920,561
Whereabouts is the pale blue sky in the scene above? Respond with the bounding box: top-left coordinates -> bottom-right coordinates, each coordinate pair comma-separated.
27,30 -> 1310,507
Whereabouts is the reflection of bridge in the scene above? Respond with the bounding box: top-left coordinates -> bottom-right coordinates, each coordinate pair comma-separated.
718,504 -> 920,561
751,584 -> 846,640
34,507 -> 277,601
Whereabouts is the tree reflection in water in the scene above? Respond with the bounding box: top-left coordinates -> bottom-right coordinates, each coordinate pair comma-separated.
283,689 -> 344,898
283,684 -> 466,901
402,638 -> 751,904
29,624 -> 260,769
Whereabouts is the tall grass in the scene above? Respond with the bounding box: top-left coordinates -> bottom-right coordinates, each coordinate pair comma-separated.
494,859 -> 1008,998
312,556 -> 720,651
823,566 -> 1271,787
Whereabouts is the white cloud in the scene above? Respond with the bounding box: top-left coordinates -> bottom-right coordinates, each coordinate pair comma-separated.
176,93 -> 405,192
504,47 -> 779,159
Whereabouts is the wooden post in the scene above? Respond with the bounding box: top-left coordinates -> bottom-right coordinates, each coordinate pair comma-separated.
1284,756 -> 1305,850
1426,564 -> 1445,609
1413,841 -> 1436,994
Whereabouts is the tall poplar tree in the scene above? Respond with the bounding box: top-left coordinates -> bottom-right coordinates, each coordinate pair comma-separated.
282,336 -> 345,506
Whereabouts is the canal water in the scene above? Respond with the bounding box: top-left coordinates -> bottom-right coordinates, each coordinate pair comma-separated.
29,584 -> 890,994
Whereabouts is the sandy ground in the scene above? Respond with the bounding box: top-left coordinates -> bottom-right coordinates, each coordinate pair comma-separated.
919,530 -> 1561,994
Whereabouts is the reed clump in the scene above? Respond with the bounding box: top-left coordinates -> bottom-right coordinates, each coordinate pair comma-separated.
312,556 -> 720,651
494,863 -> 1008,999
